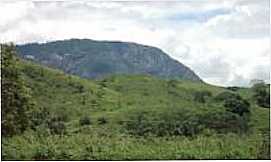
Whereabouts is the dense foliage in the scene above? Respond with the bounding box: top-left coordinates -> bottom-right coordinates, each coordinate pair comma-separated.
252,82 -> 270,108
193,90 -> 212,103
224,97 -> 250,116
79,116 -> 92,126
1,44 -> 38,136
124,106 -> 250,137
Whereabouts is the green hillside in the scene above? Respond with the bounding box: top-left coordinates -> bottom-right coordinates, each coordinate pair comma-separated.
2,55 -> 270,160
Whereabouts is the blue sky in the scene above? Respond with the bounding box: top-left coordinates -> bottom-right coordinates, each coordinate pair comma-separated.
0,0 -> 269,86
167,8 -> 231,22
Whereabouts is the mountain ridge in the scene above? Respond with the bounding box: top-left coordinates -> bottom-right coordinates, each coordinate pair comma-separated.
16,39 -> 201,81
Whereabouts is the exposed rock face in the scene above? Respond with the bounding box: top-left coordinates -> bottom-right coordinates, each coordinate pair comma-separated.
16,39 -> 201,81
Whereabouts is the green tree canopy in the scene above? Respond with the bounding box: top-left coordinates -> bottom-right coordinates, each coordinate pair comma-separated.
1,44 -> 36,136
252,82 -> 270,108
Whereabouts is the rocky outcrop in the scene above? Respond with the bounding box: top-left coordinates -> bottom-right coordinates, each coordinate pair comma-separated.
16,39 -> 201,81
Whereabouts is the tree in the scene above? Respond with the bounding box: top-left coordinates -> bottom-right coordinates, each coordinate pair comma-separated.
193,90 -> 212,103
226,86 -> 240,91
252,82 -> 270,108
224,97 -> 250,116
1,44 -> 36,136
214,91 -> 241,102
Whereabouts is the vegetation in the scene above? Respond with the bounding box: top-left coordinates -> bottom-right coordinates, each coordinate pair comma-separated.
1,44 -> 270,160
252,82 -> 270,108
224,96 -> 250,116
97,117 -> 108,125
1,44 -> 39,136
193,90 -> 212,103
79,116 -> 92,126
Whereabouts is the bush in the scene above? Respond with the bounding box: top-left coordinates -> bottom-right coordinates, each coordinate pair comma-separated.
97,117 -> 107,125
79,116 -> 91,126
167,80 -> 178,88
252,83 -> 270,108
257,128 -> 271,159
226,86 -> 240,91
124,105 -> 250,137
30,107 -> 50,129
224,97 -> 250,116
214,91 -> 250,116
48,121 -> 66,135
193,90 -> 212,103
1,44 -> 38,136
47,115 -> 67,135
68,82 -> 85,93
125,112 -> 151,136
203,111 -> 249,133
173,118 -> 203,136
33,145 -> 54,160
99,79 -> 108,88
125,109 -> 204,137
52,112 -> 69,122
214,91 -> 241,102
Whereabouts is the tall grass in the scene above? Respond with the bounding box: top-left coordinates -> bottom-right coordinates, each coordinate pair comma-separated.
2,129 -> 267,160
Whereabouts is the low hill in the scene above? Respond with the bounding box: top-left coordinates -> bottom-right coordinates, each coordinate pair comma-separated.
2,58 -> 269,160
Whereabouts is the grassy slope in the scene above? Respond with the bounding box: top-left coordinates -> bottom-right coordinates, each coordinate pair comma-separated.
2,60 -> 270,160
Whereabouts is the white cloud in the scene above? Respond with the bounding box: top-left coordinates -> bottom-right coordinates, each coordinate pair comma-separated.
0,0 -> 269,87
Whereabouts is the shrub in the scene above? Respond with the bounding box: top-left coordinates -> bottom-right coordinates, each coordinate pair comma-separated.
257,128 -> 271,159
33,145 -> 54,160
124,110 -> 204,137
48,121 -> 66,135
214,91 -> 241,102
124,106 -> 250,137
30,106 -> 50,128
69,82 -> 85,93
226,86 -> 240,91
52,112 -> 69,122
143,91 -> 149,96
125,112 -> 152,136
79,116 -> 91,126
77,85 -> 85,93
193,90 -> 212,103
224,97 -> 250,116
97,117 -> 107,125
1,44 -> 38,136
167,80 -> 178,88
47,114 -> 67,135
99,79 -> 108,87
173,118 -> 203,136
252,83 -> 270,108
215,91 -> 250,116
203,111 -> 249,133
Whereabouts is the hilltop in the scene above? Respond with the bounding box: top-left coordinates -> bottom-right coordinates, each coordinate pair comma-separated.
16,39 -> 201,81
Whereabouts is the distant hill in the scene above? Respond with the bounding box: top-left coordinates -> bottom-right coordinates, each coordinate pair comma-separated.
16,39 -> 201,81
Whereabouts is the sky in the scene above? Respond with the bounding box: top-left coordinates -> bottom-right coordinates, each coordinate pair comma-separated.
0,0 -> 270,87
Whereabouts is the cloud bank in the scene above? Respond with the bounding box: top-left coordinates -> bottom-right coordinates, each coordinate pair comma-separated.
0,0 -> 269,87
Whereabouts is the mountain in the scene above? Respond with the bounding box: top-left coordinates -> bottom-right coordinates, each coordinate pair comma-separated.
16,39 -> 201,81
